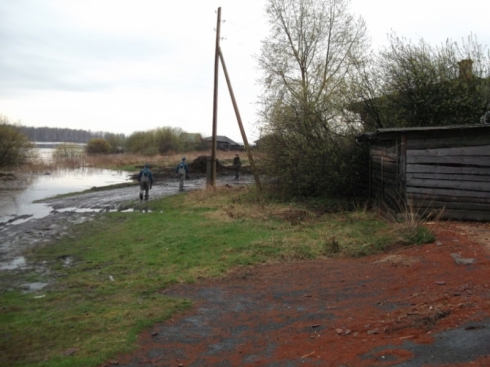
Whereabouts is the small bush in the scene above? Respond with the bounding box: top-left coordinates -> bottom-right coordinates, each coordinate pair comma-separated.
0,119 -> 35,168
126,127 -> 186,155
52,143 -> 85,160
86,138 -> 112,155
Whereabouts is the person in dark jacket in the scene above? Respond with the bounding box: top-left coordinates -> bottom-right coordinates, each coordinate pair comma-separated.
233,154 -> 242,179
175,157 -> 189,190
137,163 -> 154,200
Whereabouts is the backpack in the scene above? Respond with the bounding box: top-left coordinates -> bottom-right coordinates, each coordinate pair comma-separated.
140,168 -> 150,183
178,162 -> 186,175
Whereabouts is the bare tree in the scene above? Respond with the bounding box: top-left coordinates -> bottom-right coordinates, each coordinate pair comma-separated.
257,0 -> 370,197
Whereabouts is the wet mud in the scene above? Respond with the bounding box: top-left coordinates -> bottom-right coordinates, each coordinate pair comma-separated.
109,222 -> 490,367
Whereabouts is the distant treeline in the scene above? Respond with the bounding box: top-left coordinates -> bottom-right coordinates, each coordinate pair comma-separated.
18,126 -> 124,143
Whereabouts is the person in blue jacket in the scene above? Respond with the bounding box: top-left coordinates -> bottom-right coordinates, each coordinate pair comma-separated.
175,157 -> 189,190
137,163 -> 154,200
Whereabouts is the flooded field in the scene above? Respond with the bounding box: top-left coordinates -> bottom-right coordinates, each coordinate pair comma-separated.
0,168 -> 131,225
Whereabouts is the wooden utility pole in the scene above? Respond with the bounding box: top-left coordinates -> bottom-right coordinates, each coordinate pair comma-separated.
210,7 -> 221,187
218,48 -> 261,190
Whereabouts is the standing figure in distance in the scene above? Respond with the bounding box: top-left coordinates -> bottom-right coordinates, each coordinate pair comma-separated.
233,153 -> 242,179
175,157 -> 189,190
138,163 -> 154,200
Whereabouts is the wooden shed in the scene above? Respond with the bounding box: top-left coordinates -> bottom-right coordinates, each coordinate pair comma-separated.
356,124 -> 490,221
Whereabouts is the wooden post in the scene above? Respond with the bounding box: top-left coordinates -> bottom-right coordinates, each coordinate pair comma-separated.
218,48 -> 262,190
210,7 -> 221,187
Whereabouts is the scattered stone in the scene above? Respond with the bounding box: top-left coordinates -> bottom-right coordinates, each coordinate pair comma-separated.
435,281 -> 446,285
151,331 -> 159,336
367,329 -> 379,335
450,253 -> 475,265
312,324 -> 320,328
335,328 -> 343,334
435,241 -> 442,246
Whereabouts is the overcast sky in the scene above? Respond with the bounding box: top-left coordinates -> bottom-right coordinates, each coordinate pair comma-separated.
1,0 -> 489,143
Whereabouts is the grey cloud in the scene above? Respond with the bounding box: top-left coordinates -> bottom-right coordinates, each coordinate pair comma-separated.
0,1 -> 174,95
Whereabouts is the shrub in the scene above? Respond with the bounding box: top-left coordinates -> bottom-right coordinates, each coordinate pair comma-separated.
86,138 -> 112,154
104,133 -> 126,153
125,127 -> 185,155
0,118 -> 35,168
261,129 -> 370,199
53,143 -> 85,160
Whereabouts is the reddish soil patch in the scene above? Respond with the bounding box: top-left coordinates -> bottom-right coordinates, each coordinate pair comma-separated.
107,222 -> 490,367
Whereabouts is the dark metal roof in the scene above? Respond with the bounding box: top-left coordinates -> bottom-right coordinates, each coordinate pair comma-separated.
204,135 -> 240,145
356,123 -> 490,142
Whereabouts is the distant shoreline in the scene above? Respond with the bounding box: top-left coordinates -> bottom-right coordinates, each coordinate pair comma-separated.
33,142 -> 86,149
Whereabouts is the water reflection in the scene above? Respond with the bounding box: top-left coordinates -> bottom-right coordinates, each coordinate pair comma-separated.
0,167 -> 131,225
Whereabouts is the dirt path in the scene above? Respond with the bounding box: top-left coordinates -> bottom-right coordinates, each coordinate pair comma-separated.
107,223 -> 490,367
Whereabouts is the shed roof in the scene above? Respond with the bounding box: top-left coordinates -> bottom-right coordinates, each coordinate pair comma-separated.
203,135 -> 240,145
356,123 -> 490,143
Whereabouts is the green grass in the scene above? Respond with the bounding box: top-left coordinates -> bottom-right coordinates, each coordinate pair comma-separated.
0,187 -> 434,366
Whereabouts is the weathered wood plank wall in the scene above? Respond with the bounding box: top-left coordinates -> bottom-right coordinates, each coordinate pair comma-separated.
404,132 -> 490,221
363,125 -> 490,221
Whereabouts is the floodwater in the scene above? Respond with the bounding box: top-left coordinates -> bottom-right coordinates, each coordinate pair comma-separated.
0,168 -> 131,225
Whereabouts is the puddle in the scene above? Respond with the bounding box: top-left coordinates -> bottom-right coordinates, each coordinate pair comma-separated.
0,256 -> 26,270
22,282 -> 49,292
59,255 -> 73,267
